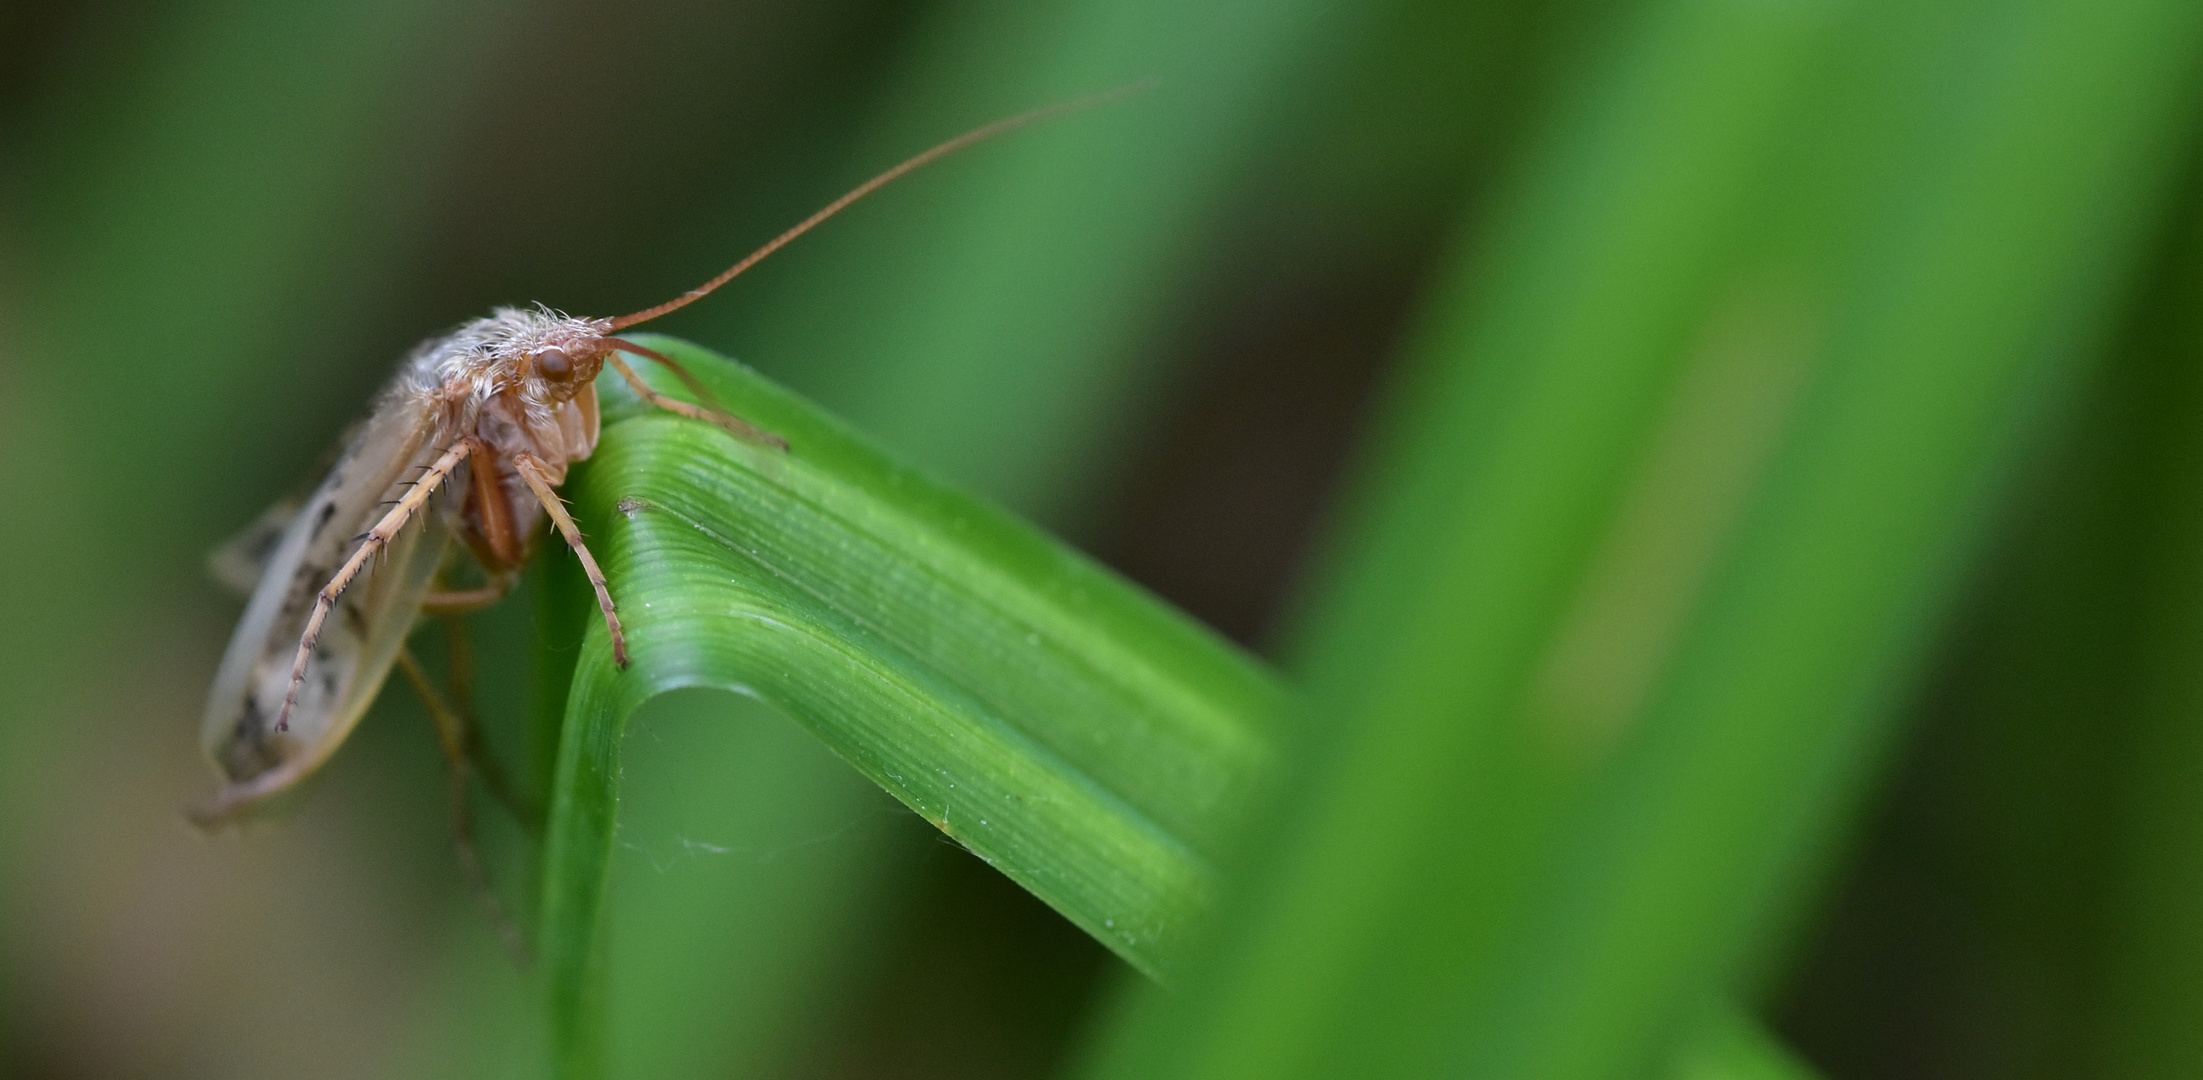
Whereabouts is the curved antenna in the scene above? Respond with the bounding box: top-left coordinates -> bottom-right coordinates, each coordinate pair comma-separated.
605,81 -> 1152,332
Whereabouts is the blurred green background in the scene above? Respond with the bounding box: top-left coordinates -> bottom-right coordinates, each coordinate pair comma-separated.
3,0 -> 2201,1077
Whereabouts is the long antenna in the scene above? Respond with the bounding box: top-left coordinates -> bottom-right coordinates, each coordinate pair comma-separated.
606,81 -> 1152,332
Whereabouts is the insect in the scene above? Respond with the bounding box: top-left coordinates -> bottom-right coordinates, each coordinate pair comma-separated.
191,93 -> 1126,849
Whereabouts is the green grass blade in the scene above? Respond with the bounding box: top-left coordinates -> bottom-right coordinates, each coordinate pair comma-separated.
537,335 -> 1289,1073
539,335 -> 1820,1079
1075,0 -> 2203,1079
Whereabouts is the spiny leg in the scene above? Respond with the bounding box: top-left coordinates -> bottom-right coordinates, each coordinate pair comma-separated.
603,342 -> 787,450
274,439 -> 475,733
510,451 -> 628,668
395,647 -> 532,966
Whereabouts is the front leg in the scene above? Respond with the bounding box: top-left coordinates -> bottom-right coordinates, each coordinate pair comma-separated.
603,339 -> 787,450
510,451 -> 628,668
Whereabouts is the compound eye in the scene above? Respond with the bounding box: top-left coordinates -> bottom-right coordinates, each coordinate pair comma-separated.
535,348 -> 573,379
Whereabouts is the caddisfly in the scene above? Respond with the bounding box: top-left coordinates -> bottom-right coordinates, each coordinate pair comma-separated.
192,95 -> 1119,868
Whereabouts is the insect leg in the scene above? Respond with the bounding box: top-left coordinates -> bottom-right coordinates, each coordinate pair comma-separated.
274,438 -> 475,733
510,451 -> 629,668
420,570 -> 518,614
395,647 -> 532,966
603,344 -> 787,450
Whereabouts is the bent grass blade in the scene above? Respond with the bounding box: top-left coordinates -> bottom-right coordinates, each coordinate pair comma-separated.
539,337 -> 1820,1079
542,335 -> 1286,1070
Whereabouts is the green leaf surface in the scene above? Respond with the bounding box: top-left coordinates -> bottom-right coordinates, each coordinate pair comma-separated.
536,335 -> 1823,1080
537,335 -> 1289,1072
1075,1 -> 2203,1079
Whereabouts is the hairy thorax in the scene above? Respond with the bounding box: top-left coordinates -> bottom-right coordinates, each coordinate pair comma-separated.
388,306 -> 609,569
393,305 -> 611,467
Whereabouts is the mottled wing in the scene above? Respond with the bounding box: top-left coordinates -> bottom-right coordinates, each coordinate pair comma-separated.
199,397 -> 450,814
207,497 -> 303,598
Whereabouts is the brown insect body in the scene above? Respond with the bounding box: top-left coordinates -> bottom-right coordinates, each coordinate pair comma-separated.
193,88 -> 1136,829
195,309 -> 643,821
407,308 -> 610,572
